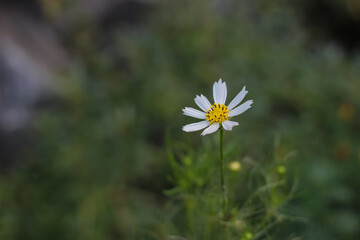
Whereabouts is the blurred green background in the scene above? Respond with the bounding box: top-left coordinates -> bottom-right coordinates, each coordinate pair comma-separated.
0,0 -> 360,239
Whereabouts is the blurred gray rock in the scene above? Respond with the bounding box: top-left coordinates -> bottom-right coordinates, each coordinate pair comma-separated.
0,9 -> 67,132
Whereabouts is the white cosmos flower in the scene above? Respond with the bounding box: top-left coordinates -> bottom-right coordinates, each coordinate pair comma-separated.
182,79 -> 253,136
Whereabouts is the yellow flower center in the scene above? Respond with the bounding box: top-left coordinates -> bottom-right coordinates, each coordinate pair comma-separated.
205,103 -> 229,124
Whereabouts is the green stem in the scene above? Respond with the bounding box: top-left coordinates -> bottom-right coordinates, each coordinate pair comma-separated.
220,128 -> 226,214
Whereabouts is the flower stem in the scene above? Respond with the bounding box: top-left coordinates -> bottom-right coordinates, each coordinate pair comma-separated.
219,127 -> 226,215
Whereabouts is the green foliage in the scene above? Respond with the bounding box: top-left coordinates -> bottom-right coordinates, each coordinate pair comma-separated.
166,133 -> 298,240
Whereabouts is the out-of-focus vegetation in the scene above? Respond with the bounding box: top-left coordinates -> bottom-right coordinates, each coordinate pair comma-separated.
1,0 -> 360,239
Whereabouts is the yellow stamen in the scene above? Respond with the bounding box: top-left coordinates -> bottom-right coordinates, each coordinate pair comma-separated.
205,103 -> 229,124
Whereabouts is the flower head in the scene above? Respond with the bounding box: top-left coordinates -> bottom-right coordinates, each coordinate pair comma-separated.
182,79 -> 253,135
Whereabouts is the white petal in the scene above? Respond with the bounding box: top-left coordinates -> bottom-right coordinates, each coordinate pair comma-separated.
201,123 -> 220,136
213,79 -> 227,105
221,120 -> 239,131
227,86 -> 248,110
200,94 -> 212,110
183,120 -> 209,132
194,95 -> 210,112
221,81 -> 227,105
213,78 -> 227,104
228,100 -> 253,117
213,80 -> 222,104
182,107 -> 206,119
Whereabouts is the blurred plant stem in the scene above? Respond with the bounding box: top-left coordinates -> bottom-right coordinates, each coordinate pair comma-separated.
220,127 -> 227,216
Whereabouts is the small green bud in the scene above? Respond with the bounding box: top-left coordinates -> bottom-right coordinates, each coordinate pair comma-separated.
184,156 -> 192,166
241,231 -> 253,240
276,165 -> 286,175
